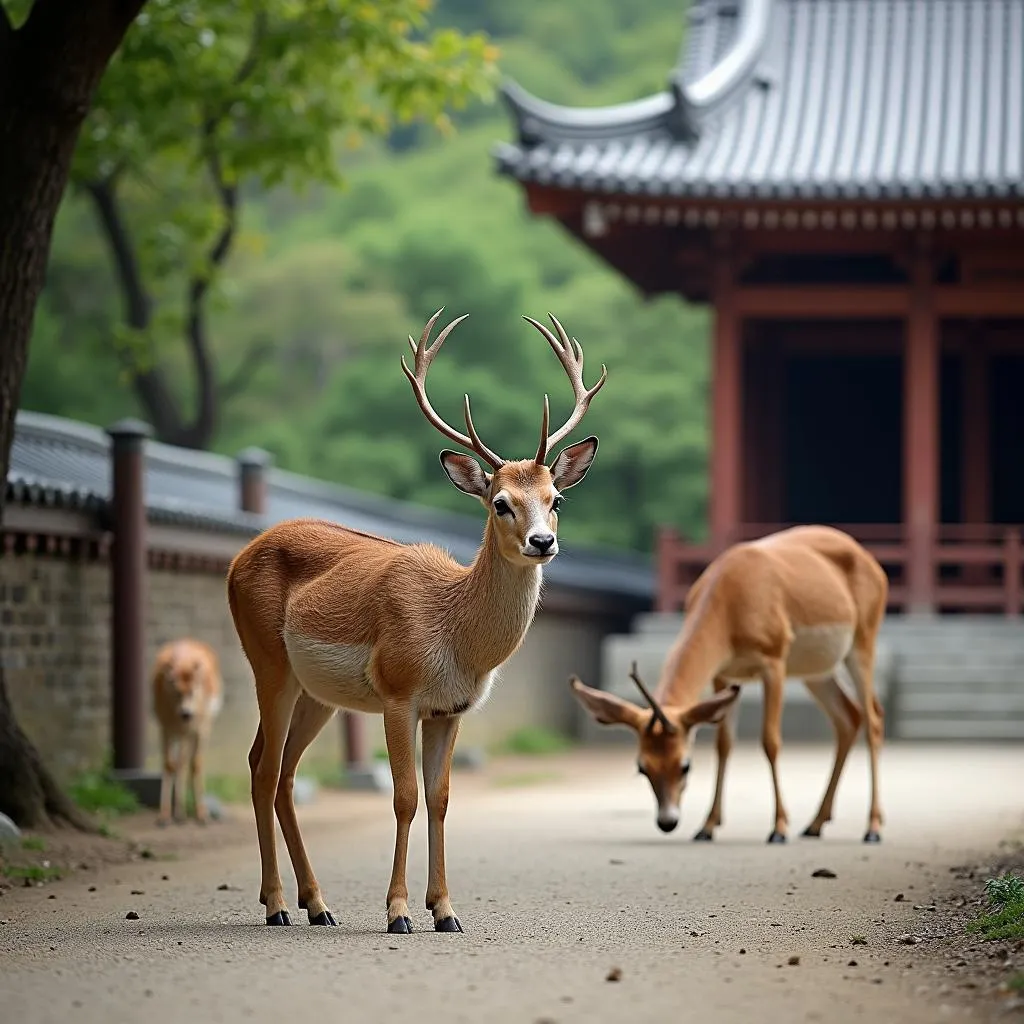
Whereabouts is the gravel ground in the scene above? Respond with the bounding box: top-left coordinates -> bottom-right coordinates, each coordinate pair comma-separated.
0,742 -> 1022,1023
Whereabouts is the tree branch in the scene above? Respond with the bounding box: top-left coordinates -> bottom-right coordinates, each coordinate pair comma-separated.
84,177 -> 150,329
221,340 -> 275,403
85,176 -> 198,444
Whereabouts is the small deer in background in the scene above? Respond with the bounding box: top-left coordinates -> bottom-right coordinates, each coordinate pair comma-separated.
152,639 -> 223,825
227,309 -> 606,932
571,525 -> 887,844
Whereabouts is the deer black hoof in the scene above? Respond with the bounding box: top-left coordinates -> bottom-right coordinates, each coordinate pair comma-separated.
801,825 -> 822,838
693,829 -> 714,842
387,916 -> 413,934
767,831 -> 787,844
435,916 -> 464,933
266,910 -> 292,926
310,911 -> 336,926
863,830 -> 882,844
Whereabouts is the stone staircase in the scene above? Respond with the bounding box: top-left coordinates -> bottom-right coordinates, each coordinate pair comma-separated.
578,613 -> 1024,744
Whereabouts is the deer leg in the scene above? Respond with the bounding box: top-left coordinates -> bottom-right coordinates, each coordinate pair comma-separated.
382,700 -> 419,934
421,714 -> 463,932
173,736 -> 189,822
251,671 -> 301,925
157,733 -> 176,826
761,662 -> 788,844
274,692 -> 337,925
694,677 -> 737,842
801,675 -> 862,838
189,731 -> 209,824
844,643 -> 885,843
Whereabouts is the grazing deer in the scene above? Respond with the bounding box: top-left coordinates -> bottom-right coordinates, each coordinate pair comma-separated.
227,309 -> 606,932
152,639 -> 223,825
570,525 -> 887,845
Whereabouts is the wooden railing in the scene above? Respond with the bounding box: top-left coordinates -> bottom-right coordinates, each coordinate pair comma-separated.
655,523 -> 1024,616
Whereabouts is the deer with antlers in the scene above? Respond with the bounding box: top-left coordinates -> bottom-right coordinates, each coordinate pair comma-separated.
570,525 -> 887,845
227,309 -> 606,932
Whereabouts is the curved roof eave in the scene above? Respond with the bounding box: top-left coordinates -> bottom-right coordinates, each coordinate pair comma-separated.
500,0 -> 774,148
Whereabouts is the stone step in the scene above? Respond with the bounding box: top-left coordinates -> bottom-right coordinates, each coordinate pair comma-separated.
896,665 -> 1024,686
897,692 -> 1024,715
897,718 -> 1024,740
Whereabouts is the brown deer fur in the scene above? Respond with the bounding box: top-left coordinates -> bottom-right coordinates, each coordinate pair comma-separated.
151,639 -> 223,825
227,310 -> 606,932
570,525 -> 887,844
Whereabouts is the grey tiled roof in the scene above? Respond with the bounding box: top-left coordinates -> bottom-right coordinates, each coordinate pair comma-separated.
6,411 -> 652,602
495,0 -> 1024,200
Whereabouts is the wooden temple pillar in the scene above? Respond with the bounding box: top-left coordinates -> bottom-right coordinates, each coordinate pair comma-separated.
710,246 -> 742,550
962,326 -> 990,526
903,240 -> 939,614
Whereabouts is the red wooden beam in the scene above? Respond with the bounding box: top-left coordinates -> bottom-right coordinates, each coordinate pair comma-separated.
734,286 -> 911,318
903,244 -> 939,615
934,287 -> 1024,317
709,247 -> 742,547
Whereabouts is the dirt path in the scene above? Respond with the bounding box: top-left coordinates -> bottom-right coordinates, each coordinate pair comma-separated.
1,742 -> 1022,1023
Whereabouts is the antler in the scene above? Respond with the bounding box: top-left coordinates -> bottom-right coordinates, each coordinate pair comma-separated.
401,308 -> 505,471
523,313 -> 608,464
629,661 -> 676,735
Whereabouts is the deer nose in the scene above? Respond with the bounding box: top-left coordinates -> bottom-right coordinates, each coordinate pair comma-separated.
179,709 -> 194,722
528,533 -> 555,553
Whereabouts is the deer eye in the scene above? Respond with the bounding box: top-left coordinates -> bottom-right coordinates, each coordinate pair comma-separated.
681,758 -> 692,777
551,496 -> 563,513
493,497 -> 513,517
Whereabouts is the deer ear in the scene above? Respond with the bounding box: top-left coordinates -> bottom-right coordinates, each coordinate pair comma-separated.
679,685 -> 741,730
440,450 -> 491,498
550,436 -> 598,490
569,676 -> 646,731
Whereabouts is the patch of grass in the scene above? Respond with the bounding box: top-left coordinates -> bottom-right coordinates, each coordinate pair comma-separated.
968,873 -> 1024,942
985,873 -> 1024,907
493,726 -> 573,757
373,746 -> 390,762
20,836 -> 45,852
68,771 -> 138,816
850,935 -> 868,946
205,774 -> 251,805
4,864 -> 63,883
1009,974 -> 1024,993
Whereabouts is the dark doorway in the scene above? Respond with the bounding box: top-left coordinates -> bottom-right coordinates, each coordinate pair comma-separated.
991,352 -> 1024,524
782,353 -> 902,524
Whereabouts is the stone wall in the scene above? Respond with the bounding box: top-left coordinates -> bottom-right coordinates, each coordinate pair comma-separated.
1,556 -> 110,779
3,549 -> 630,784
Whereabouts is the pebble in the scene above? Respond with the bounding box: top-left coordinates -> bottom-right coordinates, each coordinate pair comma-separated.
130,890 -> 145,895
125,911 -> 140,920
899,934 -> 921,945
812,868 -> 837,879
606,967 -> 622,983
788,956 -> 800,966
895,893 -> 907,902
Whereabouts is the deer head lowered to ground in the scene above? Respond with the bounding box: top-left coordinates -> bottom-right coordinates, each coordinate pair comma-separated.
570,525 -> 887,844
227,308 -> 606,933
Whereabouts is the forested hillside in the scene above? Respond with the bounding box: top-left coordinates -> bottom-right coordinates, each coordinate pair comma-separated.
20,0 -> 710,552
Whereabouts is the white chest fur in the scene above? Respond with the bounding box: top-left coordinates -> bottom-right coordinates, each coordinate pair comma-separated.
283,630 -> 500,718
721,623 -> 855,684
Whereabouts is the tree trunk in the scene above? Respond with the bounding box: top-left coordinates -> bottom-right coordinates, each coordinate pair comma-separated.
0,0 -> 146,828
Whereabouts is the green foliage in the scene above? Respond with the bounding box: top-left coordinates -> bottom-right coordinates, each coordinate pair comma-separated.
969,874 -> 1024,941
23,0 -> 711,551
2,864 -> 63,883
493,726 -> 573,756
204,774 -> 251,805
985,873 -> 1024,908
20,836 -> 46,851
68,771 -> 140,817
